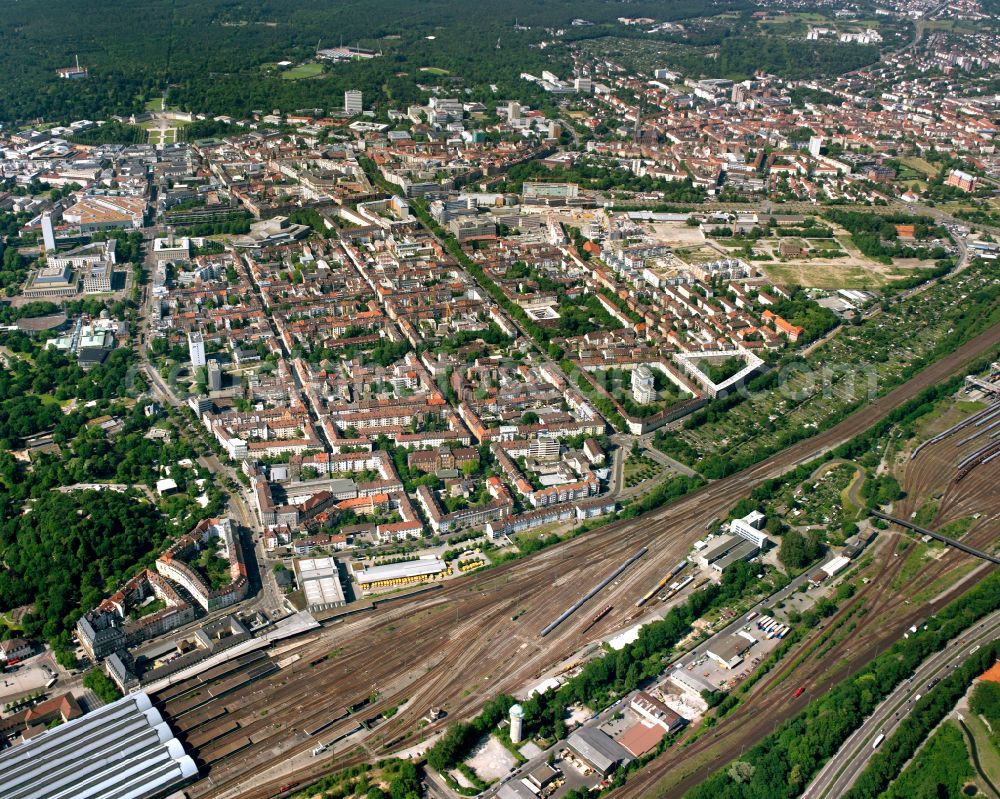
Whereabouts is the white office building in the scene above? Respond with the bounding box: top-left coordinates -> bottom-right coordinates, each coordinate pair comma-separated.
730,516 -> 770,549
188,331 -> 206,368
345,90 -> 363,115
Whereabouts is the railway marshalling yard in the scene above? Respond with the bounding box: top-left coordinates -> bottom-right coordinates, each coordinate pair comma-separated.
156,321 -> 1000,799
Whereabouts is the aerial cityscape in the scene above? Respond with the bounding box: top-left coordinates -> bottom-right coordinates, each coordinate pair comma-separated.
0,0 -> 998,798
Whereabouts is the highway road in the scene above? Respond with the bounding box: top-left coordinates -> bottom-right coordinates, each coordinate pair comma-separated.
804,608 -> 1000,799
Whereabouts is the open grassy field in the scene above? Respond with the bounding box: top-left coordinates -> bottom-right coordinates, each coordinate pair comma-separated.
281,62 -> 324,80
675,244 -> 727,264
759,224 -> 935,289
145,96 -> 164,112
917,18 -> 981,34
898,156 -> 938,178
890,541 -> 932,591
759,11 -> 830,24
964,712 -> 1000,791
512,521 -> 563,547
763,261 -> 889,289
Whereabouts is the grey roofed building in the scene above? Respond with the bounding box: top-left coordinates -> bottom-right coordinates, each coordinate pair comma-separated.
106,651 -> 140,692
294,556 -> 346,611
710,539 -> 759,573
707,633 -> 755,669
326,477 -> 358,499
76,612 -> 126,660
77,346 -> 113,369
497,781 -> 537,799
0,691 -> 197,799
355,556 -> 446,586
669,666 -> 717,694
696,534 -> 740,567
566,726 -> 633,775
527,762 -> 561,789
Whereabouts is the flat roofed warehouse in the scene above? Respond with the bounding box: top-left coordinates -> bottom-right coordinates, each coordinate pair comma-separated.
710,539 -> 760,573
498,782 -> 537,799
0,691 -> 197,799
697,534 -> 759,571
295,556 -> 347,610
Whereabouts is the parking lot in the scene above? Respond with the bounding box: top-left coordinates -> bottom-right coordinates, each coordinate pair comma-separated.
555,748 -> 602,794
0,656 -> 57,703
676,618 -> 791,692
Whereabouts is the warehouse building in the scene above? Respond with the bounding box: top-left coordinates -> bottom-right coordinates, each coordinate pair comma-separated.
618,692 -> 688,757
294,556 -> 347,611
821,555 -> 850,578
668,666 -> 716,695
706,631 -> 756,669
0,691 -> 197,799
710,539 -> 759,573
566,726 -> 632,776
630,691 -> 687,734
498,782 -> 537,799
697,534 -> 759,572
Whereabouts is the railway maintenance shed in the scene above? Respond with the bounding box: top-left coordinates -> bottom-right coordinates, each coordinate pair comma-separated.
355,556 -> 446,590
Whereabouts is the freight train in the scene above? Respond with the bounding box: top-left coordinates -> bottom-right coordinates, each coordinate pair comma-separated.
635,560 -> 688,607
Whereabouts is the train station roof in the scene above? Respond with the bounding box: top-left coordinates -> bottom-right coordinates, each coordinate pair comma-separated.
0,691 -> 197,799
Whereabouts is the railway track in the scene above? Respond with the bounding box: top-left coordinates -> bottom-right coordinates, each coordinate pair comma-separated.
172,321 -> 1000,799
610,407 -> 1000,799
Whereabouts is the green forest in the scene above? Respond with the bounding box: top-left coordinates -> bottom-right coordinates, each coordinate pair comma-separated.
670,35 -> 881,81
0,342 -> 227,660
881,723 -> 972,799
0,0 -> 747,124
